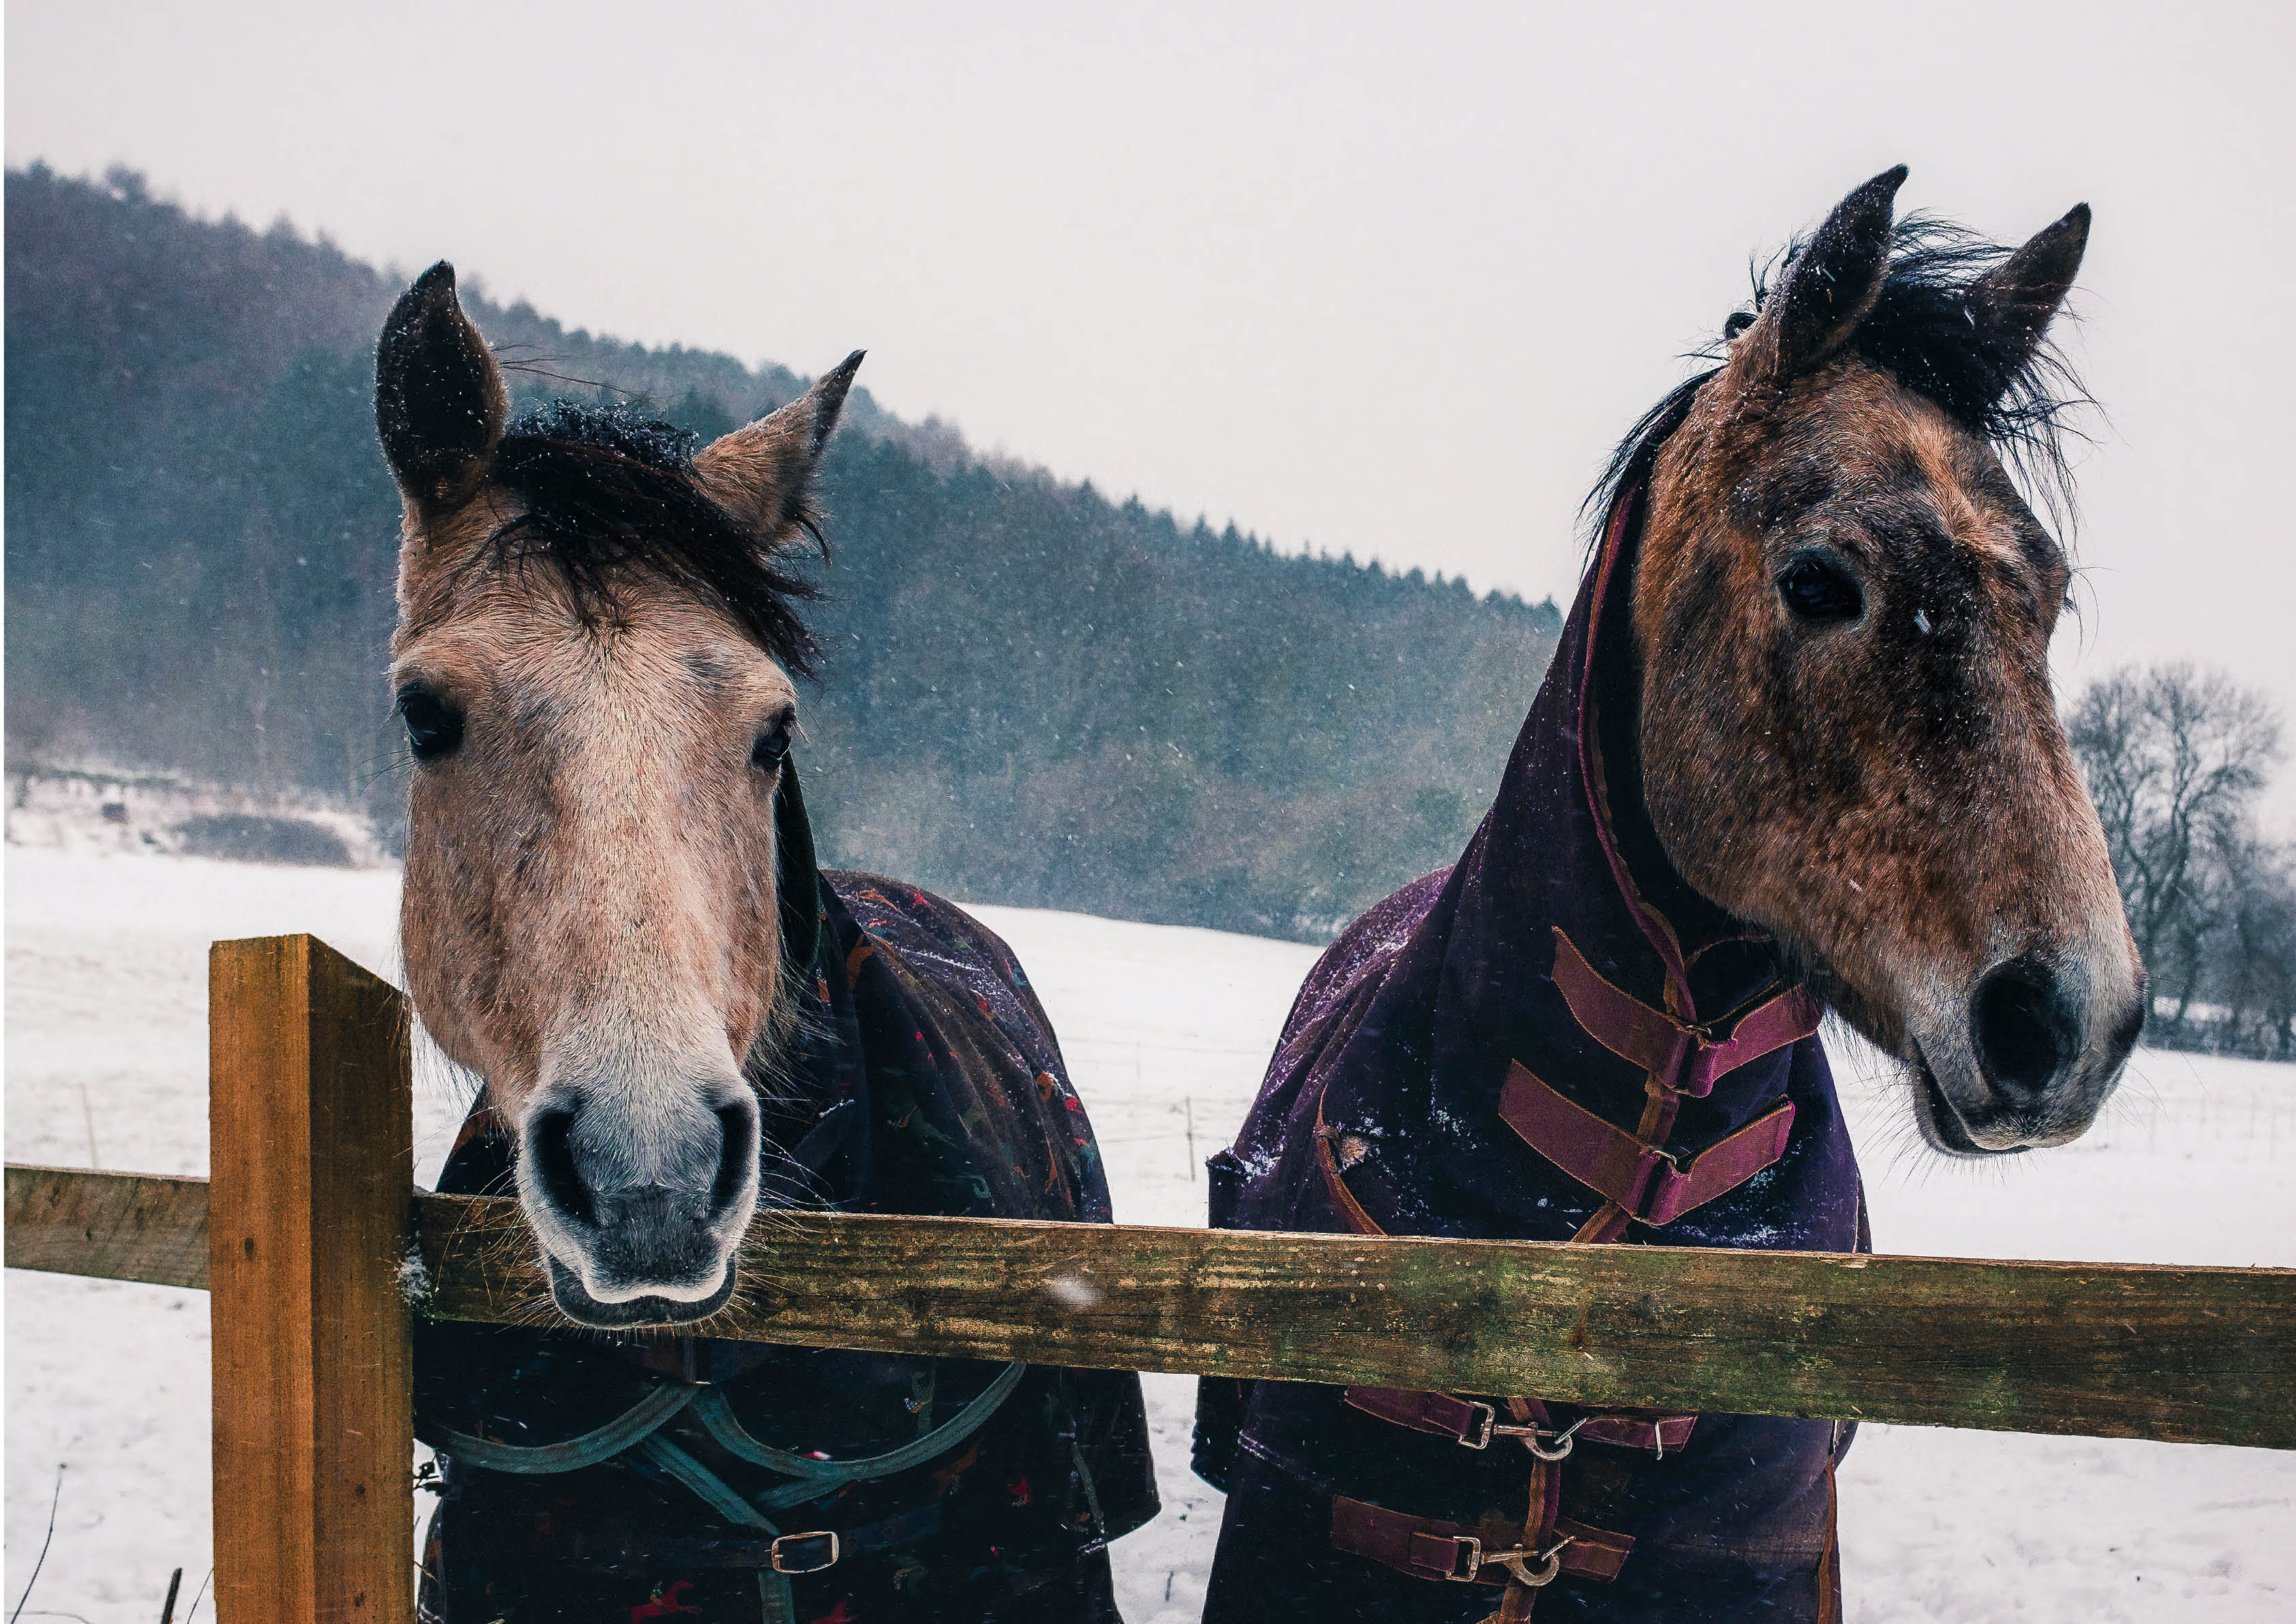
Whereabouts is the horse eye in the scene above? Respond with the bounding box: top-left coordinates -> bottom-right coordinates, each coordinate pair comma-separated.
1778,555 -> 1864,623
396,684 -> 464,762
751,714 -> 794,772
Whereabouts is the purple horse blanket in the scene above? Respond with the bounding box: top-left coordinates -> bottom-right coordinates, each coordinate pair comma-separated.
1193,486 -> 1867,1621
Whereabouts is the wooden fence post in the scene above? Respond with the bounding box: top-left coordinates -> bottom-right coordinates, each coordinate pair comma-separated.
209,936 -> 414,1624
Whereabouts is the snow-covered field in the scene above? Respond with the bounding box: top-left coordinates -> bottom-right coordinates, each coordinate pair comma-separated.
7,847 -> 2293,1621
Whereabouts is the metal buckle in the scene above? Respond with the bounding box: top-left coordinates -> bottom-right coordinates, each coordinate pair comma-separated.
1471,1411 -> 1586,1462
1521,1415 -> 1587,1463
1630,1147 -> 1688,1223
1443,1535 -> 1487,1581
1449,1535 -> 1571,1587
769,1531 -> 840,1574
1460,1401 -> 1497,1450
1500,1537 -> 1572,1588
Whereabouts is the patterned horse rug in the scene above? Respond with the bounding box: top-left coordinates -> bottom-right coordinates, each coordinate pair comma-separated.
414,860 -> 1158,1624
1193,484 -> 1867,1623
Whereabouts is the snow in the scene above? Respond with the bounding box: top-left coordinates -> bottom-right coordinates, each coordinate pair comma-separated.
7,847 -> 2294,1621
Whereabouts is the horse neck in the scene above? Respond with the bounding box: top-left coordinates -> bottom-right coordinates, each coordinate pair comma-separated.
1451,493 -> 1775,1037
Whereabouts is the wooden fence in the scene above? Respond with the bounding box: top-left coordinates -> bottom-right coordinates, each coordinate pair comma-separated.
5,933 -> 2294,1624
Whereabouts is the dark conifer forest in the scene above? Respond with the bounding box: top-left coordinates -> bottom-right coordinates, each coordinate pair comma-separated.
5,165 -> 1562,939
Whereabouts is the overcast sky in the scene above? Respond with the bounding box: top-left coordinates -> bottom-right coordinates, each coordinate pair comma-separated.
9,1 -> 2291,791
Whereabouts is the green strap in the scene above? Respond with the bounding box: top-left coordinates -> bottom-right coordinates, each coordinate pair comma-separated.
638,1433 -> 779,1529
420,1361 -> 1024,1487
418,1382 -> 698,1474
634,1437 -> 798,1624
693,1360 -> 1029,1511
758,1572 -> 798,1624
422,1352 -> 1026,1624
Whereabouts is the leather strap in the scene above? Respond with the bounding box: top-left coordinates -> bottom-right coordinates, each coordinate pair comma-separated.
1321,1078 -> 1698,1465
1330,1496 -> 1633,1586
1342,1387 -> 1694,1458
1314,1088 -> 1384,1238
1550,928 -> 1819,1099
555,1502 -> 946,1571
1499,1061 -> 1795,1226
1344,1386 -> 1508,1447
1575,1411 -> 1696,1455
1551,1518 -> 1634,1581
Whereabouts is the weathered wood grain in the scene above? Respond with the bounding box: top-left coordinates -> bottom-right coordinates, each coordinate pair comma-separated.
417,1198 -> 2296,1451
208,936 -> 414,1624
10,1164 -> 2292,1450
5,1164 -> 209,1288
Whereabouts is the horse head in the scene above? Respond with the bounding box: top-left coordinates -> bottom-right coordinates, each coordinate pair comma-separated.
376,263 -> 857,1323
1629,168 -> 2143,1153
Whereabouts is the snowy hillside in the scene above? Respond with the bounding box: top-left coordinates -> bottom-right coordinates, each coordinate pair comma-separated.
6,847 -> 2293,1622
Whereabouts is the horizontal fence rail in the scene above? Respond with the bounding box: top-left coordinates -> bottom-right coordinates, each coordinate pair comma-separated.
10,1161 -> 2293,1450
6,1165 -> 209,1288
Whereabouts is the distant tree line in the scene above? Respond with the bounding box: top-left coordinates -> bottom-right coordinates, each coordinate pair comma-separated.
3,163 -> 1560,941
2069,663 -> 2293,1062
20,163 -> 2284,1048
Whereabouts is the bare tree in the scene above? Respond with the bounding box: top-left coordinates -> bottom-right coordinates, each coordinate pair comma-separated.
2213,833 -> 2296,1062
2067,663 -> 2284,984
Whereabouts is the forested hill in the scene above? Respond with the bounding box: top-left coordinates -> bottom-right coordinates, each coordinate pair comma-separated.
5,163 -> 1562,939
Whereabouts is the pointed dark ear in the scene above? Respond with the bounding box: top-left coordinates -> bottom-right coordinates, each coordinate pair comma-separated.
1736,166 -> 1907,386
375,262 -> 507,511
1966,204 -> 2089,388
691,352 -> 864,537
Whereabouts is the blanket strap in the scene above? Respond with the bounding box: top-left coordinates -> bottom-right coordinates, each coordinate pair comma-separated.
692,1359 -> 1029,1510
421,1362 -> 1027,1622
533,1501 -> 949,1572
1314,1091 -> 1696,1458
1331,1496 -> 1634,1589
1498,1061 -> 1797,1228
1340,1386 -> 1694,1458
418,1359 -> 1025,1489
1549,928 -> 1820,1099
1539,927 -> 1818,1243
1313,1091 -> 1641,1616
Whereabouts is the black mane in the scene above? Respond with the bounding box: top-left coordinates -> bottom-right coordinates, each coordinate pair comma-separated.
1592,215 -> 2090,536
486,403 -> 823,674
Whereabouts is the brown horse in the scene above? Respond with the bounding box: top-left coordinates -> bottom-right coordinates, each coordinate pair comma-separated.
1195,167 -> 2143,1622
376,268 -> 1155,1621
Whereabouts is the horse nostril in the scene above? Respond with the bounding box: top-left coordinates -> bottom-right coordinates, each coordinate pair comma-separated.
529,1104 -> 594,1228
711,1099 -> 758,1217
1970,956 -> 2081,1104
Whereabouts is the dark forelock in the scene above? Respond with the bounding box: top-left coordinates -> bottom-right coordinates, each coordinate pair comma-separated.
483,403 -> 823,674
1592,215 -> 2090,540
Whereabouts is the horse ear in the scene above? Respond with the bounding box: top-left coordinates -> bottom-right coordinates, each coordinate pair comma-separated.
692,352 -> 864,538
1737,166 -> 1907,385
1966,204 -> 2090,387
375,262 -> 508,512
